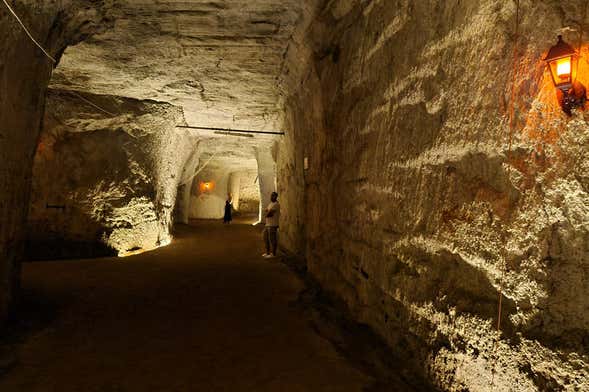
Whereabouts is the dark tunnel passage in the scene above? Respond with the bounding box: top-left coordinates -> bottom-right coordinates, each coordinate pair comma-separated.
0,1 -> 588,391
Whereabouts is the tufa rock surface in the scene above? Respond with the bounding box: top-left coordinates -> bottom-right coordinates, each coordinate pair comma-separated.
0,0 -> 113,319
49,0 -> 306,131
277,0 -> 589,390
28,89 -> 198,257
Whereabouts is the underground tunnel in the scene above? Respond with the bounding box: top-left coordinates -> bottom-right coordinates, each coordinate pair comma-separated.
0,0 -> 588,391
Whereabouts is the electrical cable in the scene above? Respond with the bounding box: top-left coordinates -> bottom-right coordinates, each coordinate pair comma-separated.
69,91 -> 117,117
1,0 -> 57,63
2,1 -> 120,117
178,150 -> 219,187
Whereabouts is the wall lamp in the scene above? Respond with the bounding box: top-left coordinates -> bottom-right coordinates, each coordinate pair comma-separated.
544,35 -> 586,115
199,181 -> 215,193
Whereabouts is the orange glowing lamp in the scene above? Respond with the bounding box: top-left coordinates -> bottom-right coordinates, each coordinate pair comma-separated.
544,35 -> 576,90
199,181 -> 215,193
544,35 -> 586,115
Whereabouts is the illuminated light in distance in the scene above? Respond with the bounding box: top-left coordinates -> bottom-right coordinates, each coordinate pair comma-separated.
199,181 -> 215,193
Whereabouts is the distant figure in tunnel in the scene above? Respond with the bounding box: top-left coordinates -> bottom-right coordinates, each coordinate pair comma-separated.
262,192 -> 280,258
223,194 -> 233,224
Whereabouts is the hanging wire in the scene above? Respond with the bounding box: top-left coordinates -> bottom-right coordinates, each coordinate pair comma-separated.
69,91 -> 117,117
2,0 -> 119,117
1,0 -> 57,63
178,150 -> 219,187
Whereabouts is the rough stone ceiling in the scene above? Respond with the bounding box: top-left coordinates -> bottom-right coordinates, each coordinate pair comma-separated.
197,133 -> 271,172
50,0 -> 304,132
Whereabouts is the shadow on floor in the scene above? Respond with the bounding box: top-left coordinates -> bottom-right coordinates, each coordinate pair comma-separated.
1,220 -> 435,391
280,253 -> 438,392
0,287 -> 66,377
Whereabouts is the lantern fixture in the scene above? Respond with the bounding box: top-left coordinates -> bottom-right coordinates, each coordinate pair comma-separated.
544,35 -> 586,115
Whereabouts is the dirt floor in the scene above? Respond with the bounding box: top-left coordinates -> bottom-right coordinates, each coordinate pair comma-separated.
0,219 -> 377,391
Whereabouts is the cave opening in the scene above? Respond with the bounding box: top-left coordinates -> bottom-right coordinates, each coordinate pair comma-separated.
1,1 -> 588,391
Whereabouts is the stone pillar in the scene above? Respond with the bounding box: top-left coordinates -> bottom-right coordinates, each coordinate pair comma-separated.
255,148 -> 277,223
0,31 -> 55,320
28,92 -> 195,258
0,1 -> 111,321
176,147 -> 201,224
228,172 -> 242,211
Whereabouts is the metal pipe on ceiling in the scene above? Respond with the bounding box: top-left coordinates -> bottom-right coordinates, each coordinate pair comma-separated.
176,125 -> 285,136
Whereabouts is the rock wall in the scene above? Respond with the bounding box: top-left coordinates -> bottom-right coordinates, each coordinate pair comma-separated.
189,167 -> 230,220
278,0 -> 589,390
237,170 -> 260,214
28,90 -> 197,257
0,0 -> 113,319
255,147 -> 277,223
228,172 -> 242,211
188,164 -> 265,219
175,147 -> 202,225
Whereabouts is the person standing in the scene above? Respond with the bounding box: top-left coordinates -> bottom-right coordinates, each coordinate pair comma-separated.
223,194 -> 233,224
262,192 -> 280,258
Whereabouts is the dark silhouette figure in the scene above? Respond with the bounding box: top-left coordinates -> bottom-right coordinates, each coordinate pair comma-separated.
223,199 -> 232,224
262,192 -> 280,258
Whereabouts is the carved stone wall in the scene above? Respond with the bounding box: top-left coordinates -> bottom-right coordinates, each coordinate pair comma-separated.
277,1 -> 589,390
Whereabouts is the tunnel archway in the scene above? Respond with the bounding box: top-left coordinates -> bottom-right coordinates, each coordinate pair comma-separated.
0,0 -> 115,316
19,0 -> 285,258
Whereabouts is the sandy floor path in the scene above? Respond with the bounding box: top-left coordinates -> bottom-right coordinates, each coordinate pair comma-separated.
0,220 -> 371,391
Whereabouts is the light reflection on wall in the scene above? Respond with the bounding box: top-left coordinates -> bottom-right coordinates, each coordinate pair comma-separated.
117,237 -> 173,258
